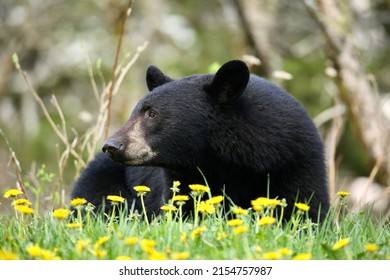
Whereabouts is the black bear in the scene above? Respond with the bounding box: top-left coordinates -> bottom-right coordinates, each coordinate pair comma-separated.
71,60 -> 329,222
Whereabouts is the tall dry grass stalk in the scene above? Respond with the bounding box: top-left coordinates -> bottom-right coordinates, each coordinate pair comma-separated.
9,0 -> 147,208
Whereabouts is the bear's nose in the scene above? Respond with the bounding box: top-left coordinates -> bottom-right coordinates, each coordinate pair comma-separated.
102,139 -> 123,155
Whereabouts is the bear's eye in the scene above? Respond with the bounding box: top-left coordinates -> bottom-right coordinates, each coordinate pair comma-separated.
145,109 -> 157,119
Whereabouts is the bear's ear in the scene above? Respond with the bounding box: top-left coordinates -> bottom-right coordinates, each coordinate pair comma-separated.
206,60 -> 250,104
146,65 -> 174,91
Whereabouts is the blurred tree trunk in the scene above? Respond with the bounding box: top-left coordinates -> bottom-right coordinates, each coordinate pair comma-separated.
233,0 -> 278,77
304,0 -> 390,185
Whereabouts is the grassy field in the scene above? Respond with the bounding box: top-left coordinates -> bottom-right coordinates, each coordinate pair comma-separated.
0,182 -> 389,260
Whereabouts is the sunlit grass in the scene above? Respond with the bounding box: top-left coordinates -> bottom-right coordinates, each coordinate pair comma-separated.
0,183 -> 389,260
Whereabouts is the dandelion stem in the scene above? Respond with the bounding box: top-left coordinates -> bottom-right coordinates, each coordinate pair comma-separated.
140,194 -> 149,227
193,195 -> 202,226
179,204 -> 183,232
277,206 -> 285,228
291,212 -> 302,234
109,203 -> 117,229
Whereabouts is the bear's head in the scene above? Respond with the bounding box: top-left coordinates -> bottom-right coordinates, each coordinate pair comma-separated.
102,60 -> 250,168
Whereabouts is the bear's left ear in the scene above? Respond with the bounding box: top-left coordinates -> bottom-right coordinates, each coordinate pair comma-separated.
206,60 -> 250,104
146,65 -> 174,91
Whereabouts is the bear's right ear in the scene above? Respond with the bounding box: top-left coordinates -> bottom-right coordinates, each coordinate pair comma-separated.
206,60 -> 250,104
146,65 -> 174,91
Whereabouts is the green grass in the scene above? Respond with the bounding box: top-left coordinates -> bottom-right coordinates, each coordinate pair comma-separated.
0,185 -> 389,260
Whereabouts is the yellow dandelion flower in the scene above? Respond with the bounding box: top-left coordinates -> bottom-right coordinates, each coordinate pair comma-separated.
292,253 -> 312,260
262,251 -> 281,260
173,181 -> 181,188
148,250 -> 166,260
336,191 -> 350,198
172,195 -> 190,202
94,235 -> 110,248
190,226 -> 207,239
189,184 -> 210,193
232,207 -> 249,216
141,245 -> 156,254
4,189 -> 23,198
11,198 -> 31,206
124,237 -> 138,246
172,252 -> 190,260
41,249 -> 61,260
76,239 -> 90,253
106,195 -> 125,203
26,244 -> 42,257
161,205 -> 177,211
70,197 -> 88,207
267,198 -> 282,207
197,201 -> 215,214
65,222 -> 82,228
171,181 -> 181,192
140,239 -> 157,253
227,218 -> 244,227
15,205 -> 35,215
0,249 -> 19,260
294,202 -> 310,212
133,186 -> 151,194
251,197 -> 281,208
216,231 -> 228,241
181,232 -> 187,243
116,255 -> 132,260
92,249 -> 107,259
332,238 -> 351,250
252,204 -> 263,212
172,195 -> 189,207
258,216 -> 277,226
387,255 -> 390,260
251,197 -> 268,206
279,248 -> 293,256
52,208 -> 70,219
140,239 -> 156,247
233,225 -> 249,236
205,196 -> 224,205
364,243 -> 378,253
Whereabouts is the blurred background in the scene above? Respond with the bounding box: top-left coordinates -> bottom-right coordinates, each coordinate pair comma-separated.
0,0 -> 389,216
